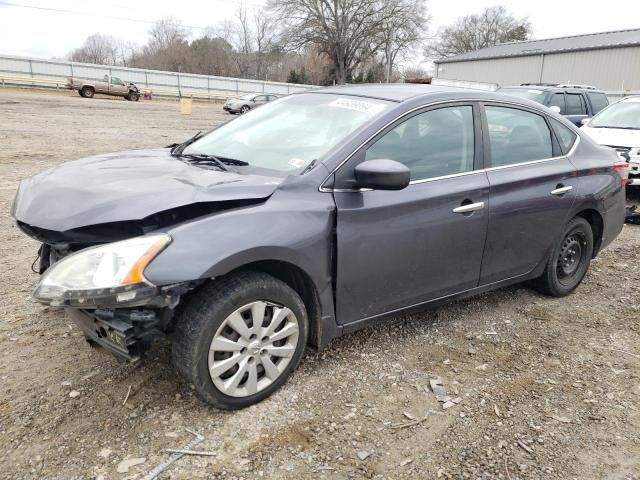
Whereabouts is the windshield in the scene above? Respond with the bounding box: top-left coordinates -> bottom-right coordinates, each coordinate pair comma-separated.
499,88 -> 546,102
589,98 -> 640,129
239,93 -> 257,100
185,93 -> 392,171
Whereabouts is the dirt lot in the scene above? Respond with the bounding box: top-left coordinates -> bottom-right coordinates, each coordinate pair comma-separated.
0,88 -> 639,480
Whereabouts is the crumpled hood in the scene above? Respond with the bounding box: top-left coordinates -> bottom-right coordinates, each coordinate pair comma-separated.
14,148 -> 283,232
581,125 -> 640,148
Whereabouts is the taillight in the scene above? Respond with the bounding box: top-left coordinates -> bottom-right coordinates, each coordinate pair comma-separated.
613,161 -> 630,186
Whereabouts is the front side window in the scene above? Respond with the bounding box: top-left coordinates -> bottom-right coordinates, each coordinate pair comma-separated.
365,106 -> 475,181
185,94 -> 392,172
550,118 -> 578,154
111,77 -> 124,86
486,106 -> 553,167
566,94 -> 586,115
548,93 -> 566,114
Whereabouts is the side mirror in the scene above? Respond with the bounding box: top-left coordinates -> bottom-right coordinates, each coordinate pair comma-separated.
549,105 -> 561,114
354,159 -> 410,191
580,118 -> 590,126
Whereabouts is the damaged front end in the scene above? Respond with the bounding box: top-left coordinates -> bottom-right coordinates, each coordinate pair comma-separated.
12,148 -> 283,361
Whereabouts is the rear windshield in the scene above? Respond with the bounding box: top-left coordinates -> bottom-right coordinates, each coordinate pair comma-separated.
499,88 -> 546,103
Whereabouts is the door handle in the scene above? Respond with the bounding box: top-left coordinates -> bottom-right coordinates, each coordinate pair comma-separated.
550,186 -> 573,196
453,202 -> 485,214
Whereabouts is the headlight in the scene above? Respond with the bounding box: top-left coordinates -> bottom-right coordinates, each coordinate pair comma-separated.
33,234 -> 171,307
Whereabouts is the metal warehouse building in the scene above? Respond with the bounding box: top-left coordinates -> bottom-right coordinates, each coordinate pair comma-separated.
434,28 -> 640,95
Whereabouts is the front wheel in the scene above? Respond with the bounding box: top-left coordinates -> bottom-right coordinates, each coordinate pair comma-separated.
172,271 -> 308,409
240,105 -> 250,114
534,216 -> 594,297
127,92 -> 139,101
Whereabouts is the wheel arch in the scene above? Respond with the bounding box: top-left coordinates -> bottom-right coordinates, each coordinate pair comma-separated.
231,260 -> 323,348
574,208 -> 604,257
188,258 -> 326,349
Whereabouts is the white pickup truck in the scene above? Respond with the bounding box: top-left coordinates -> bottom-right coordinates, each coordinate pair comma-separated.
66,74 -> 140,101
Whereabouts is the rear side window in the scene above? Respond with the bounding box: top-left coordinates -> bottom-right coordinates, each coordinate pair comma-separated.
566,94 -> 587,115
365,106 -> 475,181
548,93 -> 566,114
550,118 -> 578,154
485,106 -> 553,167
587,92 -> 609,114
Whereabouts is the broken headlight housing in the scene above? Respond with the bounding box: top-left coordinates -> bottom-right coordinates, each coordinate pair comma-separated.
33,234 -> 171,307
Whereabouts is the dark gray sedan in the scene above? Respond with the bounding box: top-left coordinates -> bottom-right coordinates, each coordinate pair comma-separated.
223,92 -> 279,114
13,85 -> 627,409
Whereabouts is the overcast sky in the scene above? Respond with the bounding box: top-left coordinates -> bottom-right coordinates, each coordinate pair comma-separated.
1,0 -> 639,60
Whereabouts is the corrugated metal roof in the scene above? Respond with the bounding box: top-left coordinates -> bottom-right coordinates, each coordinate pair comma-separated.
436,28 -> 640,64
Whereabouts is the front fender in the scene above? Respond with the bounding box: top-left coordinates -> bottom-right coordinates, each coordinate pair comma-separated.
143,186 -> 337,325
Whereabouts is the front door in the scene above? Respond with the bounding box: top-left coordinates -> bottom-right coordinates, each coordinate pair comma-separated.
564,92 -> 589,126
333,104 -> 490,325
110,77 -> 128,95
479,104 -> 577,285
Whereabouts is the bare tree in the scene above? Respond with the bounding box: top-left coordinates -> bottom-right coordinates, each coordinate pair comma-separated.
254,9 -> 274,80
147,17 -> 189,53
69,33 -> 118,65
232,3 -> 253,78
427,5 -> 532,59
268,0 -> 400,84
379,0 -> 429,83
116,40 -> 137,67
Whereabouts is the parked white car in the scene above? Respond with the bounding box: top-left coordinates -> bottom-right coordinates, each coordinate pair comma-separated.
581,96 -> 640,185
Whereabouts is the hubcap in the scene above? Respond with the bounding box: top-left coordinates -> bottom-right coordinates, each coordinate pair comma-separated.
208,301 -> 299,398
556,233 -> 584,282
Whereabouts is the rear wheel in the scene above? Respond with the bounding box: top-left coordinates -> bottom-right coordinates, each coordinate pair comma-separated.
240,105 -> 250,114
172,271 -> 308,409
534,216 -> 593,296
80,86 -> 94,98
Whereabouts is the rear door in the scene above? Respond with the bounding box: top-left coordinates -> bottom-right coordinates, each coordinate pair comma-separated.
333,103 -> 490,324
479,104 -> 577,285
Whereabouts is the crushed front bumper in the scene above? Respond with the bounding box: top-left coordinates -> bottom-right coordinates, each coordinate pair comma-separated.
68,307 -> 168,361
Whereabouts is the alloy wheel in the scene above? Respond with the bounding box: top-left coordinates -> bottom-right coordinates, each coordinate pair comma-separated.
208,301 -> 299,398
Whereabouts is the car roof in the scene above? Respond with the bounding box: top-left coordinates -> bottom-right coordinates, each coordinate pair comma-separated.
307,83 -> 497,102
500,85 -> 606,93
304,83 -> 556,113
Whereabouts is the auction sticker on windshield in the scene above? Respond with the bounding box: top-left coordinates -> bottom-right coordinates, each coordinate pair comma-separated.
328,98 -> 387,115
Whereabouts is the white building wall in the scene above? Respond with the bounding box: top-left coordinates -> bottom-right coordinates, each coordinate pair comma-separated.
435,46 -> 640,93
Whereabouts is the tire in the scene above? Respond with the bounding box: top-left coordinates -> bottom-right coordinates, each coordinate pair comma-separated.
172,271 -> 308,409
534,216 -> 594,297
240,105 -> 250,114
127,92 -> 139,101
80,87 -> 94,98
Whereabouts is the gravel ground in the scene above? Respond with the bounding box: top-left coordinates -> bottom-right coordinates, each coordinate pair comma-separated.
0,88 -> 639,480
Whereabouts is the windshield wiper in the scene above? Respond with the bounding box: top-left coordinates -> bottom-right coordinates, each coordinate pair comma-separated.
169,131 -> 203,156
592,125 -> 640,130
178,153 -> 230,171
